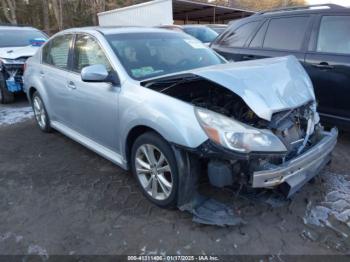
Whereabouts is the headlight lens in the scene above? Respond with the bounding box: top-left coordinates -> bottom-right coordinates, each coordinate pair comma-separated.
195,107 -> 287,153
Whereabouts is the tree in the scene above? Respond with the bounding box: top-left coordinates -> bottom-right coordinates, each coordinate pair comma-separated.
42,0 -> 50,34
51,0 -> 63,30
86,0 -> 106,25
230,0 -> 306,11
1,0 -> 17,24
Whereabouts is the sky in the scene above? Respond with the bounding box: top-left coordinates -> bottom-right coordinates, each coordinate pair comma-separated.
306,0 -> 350,6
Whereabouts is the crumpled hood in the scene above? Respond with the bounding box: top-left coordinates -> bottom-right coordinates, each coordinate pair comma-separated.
191,56 -> 315,121
0,45 -> 39,60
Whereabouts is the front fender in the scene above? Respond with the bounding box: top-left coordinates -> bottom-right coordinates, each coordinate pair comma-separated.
119,84 -> 208,159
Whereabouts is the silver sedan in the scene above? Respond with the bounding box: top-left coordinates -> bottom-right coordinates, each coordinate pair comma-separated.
23,27 -> 337,208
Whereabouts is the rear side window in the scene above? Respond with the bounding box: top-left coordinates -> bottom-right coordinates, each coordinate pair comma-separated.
42,34 -> 73,69
317,16 -> 350,55
263,16 -> 310,51
249,21 -> 268,48
221,21 -> 260,47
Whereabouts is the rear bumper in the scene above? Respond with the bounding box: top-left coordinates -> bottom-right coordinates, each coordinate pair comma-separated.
252,128 -> 338,196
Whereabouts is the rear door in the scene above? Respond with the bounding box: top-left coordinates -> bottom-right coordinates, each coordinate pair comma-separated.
304,14 -> 350,123
41,34 -> 74,125
244,15 -> 313,62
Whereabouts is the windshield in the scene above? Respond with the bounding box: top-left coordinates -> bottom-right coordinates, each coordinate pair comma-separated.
106,32 -> 225,80
183,27 -> 219,43
0,29 -> 47,48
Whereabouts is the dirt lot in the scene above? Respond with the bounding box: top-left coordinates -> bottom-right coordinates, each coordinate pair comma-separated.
0,100 -> 349,257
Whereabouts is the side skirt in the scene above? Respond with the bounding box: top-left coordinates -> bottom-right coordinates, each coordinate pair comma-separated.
50,120 -> 128,170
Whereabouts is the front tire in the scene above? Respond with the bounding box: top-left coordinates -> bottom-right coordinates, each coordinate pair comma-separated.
131,132 -> 178,208
32,91 -> 51,133
0,71 -> 15,104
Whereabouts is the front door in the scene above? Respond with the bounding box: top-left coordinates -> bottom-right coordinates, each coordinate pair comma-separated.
66,34 -> 120,152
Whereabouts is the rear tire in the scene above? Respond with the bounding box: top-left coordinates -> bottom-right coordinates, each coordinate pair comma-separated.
131,132 -> 178,208
32,91 -> 52,133
0,71 -> 15,104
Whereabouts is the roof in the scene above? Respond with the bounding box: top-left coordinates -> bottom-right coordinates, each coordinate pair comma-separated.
62,26 -> 177,35
0,25 -> 38,30
253,4 -> 349,17
182,24 -> 211,28
206,24 -> 227,27
172,0 -> 255,22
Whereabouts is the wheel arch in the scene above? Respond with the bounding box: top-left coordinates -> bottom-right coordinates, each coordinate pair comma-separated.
25,80 -> 51,118
125,125 -> 165,169
28,86 -> 37,102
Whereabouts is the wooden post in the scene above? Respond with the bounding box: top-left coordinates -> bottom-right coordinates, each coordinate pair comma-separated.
213,7 -> 216,24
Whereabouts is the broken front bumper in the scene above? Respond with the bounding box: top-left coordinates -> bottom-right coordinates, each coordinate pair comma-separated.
252,128 -> 338,197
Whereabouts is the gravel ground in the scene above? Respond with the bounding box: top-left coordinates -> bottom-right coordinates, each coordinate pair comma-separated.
0,101 -> 349,257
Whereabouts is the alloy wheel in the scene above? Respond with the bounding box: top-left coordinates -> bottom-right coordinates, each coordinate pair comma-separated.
33,96 -> 47,129
135,144 -> 173,201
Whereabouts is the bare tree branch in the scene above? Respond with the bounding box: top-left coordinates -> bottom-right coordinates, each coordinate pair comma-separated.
42,0 -> 50,34
1,0 -> 17,24
51,0 -> 63,30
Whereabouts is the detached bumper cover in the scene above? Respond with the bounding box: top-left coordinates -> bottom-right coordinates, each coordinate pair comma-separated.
2,63 -> 24,92
252,128 -> 338,194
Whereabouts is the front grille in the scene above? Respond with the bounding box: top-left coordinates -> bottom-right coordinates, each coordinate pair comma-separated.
14,75 -> 23,84
4,63 -> 24,70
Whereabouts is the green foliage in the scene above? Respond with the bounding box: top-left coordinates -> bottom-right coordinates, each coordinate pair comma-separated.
231,0 -> 306,11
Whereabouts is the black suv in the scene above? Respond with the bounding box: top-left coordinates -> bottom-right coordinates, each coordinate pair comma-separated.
211,4 -> 350,129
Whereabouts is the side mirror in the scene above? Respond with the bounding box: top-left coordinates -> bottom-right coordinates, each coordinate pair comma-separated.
81,64 -> 109,82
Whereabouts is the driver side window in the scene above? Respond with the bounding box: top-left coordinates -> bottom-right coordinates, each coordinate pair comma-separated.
42,34 -> 73,69
72,34 -> 112,72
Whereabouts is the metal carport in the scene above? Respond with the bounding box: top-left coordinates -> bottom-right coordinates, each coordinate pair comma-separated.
173,0 -> 254,24
98,0 -> 254,27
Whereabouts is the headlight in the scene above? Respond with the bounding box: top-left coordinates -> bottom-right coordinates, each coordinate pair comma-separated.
195,107 -> 287,153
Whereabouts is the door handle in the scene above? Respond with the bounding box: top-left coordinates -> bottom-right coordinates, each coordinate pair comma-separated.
313,62 -> 333,70
39,71 -> 45,78
67,81 -> 76,89
242,55 -> 255,60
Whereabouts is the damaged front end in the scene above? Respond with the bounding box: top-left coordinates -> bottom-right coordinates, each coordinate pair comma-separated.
193,105 -> 337,198
0,57 -> 27,92
189,94 -> 337,199
142,56 -> 338,200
